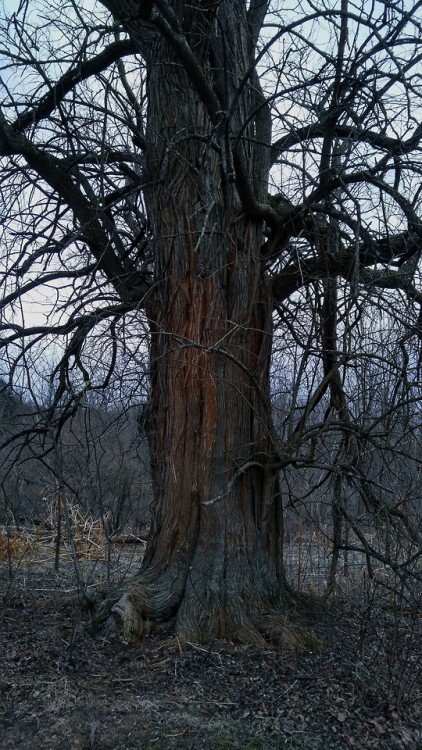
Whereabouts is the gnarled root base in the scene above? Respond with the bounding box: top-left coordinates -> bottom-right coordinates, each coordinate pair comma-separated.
107,593 -> 144,643
175,594 -> 320,650
98,585 -> 320,651
103,592 -> 174,643
253,613 -> 320,650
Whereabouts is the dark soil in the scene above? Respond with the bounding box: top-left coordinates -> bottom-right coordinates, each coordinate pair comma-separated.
1,556 -> 421,750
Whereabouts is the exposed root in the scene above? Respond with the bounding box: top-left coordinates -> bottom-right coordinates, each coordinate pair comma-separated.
174,594 -> 321,650
93,568 -> 184,639
98,587 -> 177,643
109,593 -> 144,643
96,584 -> 321,650
254,613 -> 321,650
175,614 -> 268,648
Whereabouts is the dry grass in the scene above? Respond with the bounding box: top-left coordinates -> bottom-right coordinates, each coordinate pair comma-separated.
0,499 -> 109,566
0,529 -> 40,563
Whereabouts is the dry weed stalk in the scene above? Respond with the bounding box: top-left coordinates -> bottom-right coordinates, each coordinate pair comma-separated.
0,500 -> 109,567
44,496 -> 109,561
0,528 -> 40,563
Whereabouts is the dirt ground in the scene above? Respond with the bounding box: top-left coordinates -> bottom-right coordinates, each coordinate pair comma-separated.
1,551 -> 421,750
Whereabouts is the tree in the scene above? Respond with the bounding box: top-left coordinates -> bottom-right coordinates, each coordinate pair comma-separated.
0,0 -> 421,644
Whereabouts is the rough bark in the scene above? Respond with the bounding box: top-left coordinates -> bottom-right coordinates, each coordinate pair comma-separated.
98,0 -> 318,648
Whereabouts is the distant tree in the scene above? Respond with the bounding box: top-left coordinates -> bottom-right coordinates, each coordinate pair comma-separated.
56,399 -> 152,531
0,0 -> 421,643
0,372 -> 151,530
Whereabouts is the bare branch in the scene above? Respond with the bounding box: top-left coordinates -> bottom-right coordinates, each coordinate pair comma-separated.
14,39 -> 140,134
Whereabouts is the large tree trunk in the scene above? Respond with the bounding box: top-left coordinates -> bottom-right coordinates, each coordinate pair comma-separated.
105,2 -> 316,648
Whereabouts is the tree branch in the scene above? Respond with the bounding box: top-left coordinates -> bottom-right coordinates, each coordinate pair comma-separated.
100,0 -> 223,125
14,40 -> 140,134
247,0 -> 269,49
271,241 -> 422,306
0,110 -> 150,305
0,266 -> 98,312
271,121 -> 422,165
0,303 -> 132,345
